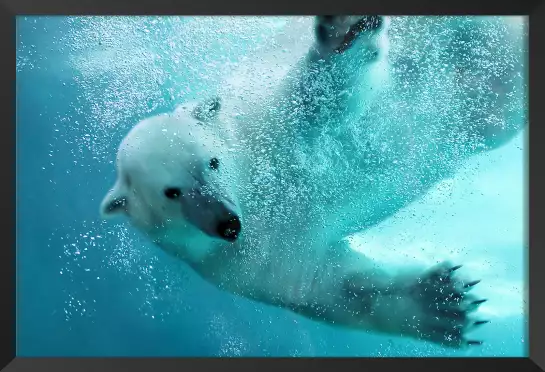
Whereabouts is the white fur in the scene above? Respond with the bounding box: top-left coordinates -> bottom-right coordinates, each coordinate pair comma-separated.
101,16 -> 526,348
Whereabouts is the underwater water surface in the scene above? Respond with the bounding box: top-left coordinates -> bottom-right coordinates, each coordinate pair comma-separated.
16,16 -> 527,357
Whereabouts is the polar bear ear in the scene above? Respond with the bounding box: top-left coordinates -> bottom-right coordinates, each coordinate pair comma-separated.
191,96 -> 221,123
100,182 -> 128,219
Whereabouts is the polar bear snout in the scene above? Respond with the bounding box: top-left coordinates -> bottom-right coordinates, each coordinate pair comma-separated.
188,204 -> 242,243
216,215 -> 241,242
179,186 -> 242,243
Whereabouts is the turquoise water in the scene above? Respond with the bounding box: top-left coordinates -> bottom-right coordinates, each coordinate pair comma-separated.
16,16 -> 527,357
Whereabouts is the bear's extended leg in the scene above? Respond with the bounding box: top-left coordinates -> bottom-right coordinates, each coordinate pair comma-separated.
344,261 -> 489,348
284,16 -> 389,128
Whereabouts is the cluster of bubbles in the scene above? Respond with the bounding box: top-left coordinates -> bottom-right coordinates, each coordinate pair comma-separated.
54,224 -> 102,323
53,219 -> 189,323
207,312 -> 250,356
52,16 -> 289,163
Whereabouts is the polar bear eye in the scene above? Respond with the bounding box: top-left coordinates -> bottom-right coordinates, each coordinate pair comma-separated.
209,157 -> 220,171
164,187 -> 182,200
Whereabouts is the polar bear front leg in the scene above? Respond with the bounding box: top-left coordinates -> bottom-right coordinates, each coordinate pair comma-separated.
344,261 -> 489,348
281,16 -> 389,130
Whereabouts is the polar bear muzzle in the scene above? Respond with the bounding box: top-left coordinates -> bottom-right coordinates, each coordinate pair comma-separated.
216,215 -> 241,242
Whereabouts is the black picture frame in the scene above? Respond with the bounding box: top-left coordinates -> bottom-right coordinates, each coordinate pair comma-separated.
3,0 -> 544,370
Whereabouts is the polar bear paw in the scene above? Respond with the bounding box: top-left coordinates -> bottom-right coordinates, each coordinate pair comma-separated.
406,262 -> 489,348
315,16 -> 384,53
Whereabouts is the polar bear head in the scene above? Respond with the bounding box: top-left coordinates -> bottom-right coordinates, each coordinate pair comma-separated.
100,97 -> 242,255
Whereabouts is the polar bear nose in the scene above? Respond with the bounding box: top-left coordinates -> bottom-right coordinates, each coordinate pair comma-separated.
216,215 -> 241,242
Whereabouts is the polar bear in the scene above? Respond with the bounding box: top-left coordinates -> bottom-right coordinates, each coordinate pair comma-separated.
100,16 -> 526,348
